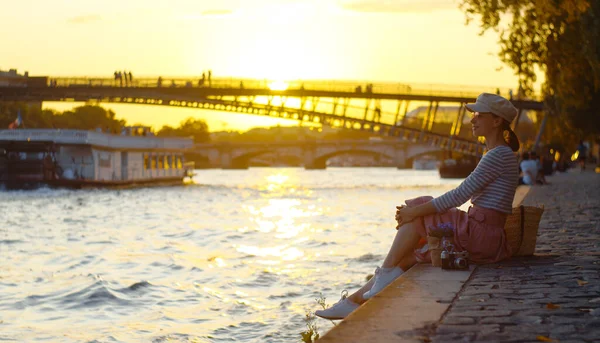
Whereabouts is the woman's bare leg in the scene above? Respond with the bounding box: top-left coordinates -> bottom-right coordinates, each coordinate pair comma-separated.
347,254 -> 417,304
381,220 -> 421,268
342,220 -> 423,305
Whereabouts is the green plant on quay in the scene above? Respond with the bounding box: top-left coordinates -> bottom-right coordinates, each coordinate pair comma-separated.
300,293 -> 341,342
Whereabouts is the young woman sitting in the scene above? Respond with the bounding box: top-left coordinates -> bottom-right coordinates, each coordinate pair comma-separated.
316,93 -> 520,320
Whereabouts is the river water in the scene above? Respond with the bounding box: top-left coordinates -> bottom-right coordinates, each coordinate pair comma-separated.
0,168 -> 464,343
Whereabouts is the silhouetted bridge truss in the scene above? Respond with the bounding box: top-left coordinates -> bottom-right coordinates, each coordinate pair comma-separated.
0,77 -> 544,157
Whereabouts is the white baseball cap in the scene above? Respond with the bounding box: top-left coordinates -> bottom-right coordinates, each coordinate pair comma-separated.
465,93 -> 518,123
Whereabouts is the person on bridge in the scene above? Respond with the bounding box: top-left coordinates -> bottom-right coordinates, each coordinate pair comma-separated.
316,93 -> 521,320
373,106 -> 381,122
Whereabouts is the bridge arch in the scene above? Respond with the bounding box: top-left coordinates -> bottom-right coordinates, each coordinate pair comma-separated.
310,148 -> 395,169
404,150 -> 448,169
230,149 -> 305,169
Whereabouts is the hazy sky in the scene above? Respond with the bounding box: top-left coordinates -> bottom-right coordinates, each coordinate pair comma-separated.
1,0 -> 526,131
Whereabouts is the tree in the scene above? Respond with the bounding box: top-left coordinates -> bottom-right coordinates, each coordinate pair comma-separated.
53,105 -> 125,132
0,103 -> 125,131
157,117 -> 210,143
460,0 -> 600,137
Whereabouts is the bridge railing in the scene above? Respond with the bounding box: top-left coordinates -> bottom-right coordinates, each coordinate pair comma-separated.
45,76 -> 538,100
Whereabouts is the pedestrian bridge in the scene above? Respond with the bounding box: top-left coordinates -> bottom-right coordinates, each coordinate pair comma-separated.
0,76 -> 544,159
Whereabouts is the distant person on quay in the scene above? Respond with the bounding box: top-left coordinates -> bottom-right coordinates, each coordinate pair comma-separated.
316,93 -> 521,320
529,151 -> 549,184
576,140 -> 588,170
519,151 -> 538,185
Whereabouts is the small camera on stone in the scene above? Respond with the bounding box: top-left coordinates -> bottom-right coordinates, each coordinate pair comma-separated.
441,246 -> 470,270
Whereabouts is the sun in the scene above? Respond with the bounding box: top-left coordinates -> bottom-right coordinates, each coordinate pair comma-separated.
268,81 -> 289,91
199,2 -> 340,82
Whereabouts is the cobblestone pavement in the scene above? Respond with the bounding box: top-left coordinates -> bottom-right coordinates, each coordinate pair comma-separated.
431,171 -> 600,343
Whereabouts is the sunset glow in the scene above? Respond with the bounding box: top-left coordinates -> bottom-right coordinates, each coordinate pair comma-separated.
268,81 -> 289,91
1,0 -> 530,131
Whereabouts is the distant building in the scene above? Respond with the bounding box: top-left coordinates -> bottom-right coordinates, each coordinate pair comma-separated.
0,68 -> 28,87
0,68 -> 44,111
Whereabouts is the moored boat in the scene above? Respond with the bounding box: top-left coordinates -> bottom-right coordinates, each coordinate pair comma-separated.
438,158 -> 477,179
412,156 -> 439,170
0,128 -> 194,189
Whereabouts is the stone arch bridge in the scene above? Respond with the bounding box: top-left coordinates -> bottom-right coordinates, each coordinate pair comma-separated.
192,139 -> 477,169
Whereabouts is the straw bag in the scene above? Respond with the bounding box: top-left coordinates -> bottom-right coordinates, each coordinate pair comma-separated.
504,205 -> 544,256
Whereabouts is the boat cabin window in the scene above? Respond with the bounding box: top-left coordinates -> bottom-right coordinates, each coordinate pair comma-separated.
164,155 -> 170,170
98,151 -> 111,168
157,155 -> 164,169
8,152 -> 47,161
144,154 -> 150,169
176,155 -> 183,169
151,155 -> 157,169
166,155 -> 172,169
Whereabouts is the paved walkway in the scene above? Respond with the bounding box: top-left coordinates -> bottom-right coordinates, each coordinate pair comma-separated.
431,170 -> 600,343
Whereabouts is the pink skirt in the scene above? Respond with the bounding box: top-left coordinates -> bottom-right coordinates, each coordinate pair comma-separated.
407,196 -> 512,264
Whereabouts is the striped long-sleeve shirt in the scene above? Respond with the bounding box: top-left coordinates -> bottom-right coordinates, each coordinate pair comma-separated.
432,146 -> 518,214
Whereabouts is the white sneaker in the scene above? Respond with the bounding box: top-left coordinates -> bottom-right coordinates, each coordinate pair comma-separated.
314,290 -> 359,320
362,266 -> 403,300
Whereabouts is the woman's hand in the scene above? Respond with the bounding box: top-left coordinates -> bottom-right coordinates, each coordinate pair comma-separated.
395,205 -> 404,227
395,205 -> 416,229
395,200 -> 436,229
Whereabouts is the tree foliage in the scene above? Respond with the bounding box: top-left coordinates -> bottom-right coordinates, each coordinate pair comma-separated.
460,0 -> 600,136
57,105 -> 126,132
0,103 -> 126,132
1,104 -> 210,142
156,117 -> 210,143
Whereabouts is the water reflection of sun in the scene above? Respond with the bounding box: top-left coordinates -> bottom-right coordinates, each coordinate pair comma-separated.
264,173 -> 290,192
236,245 -> 304,261
246,197 -> 320,237
236,171 -> 323,265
